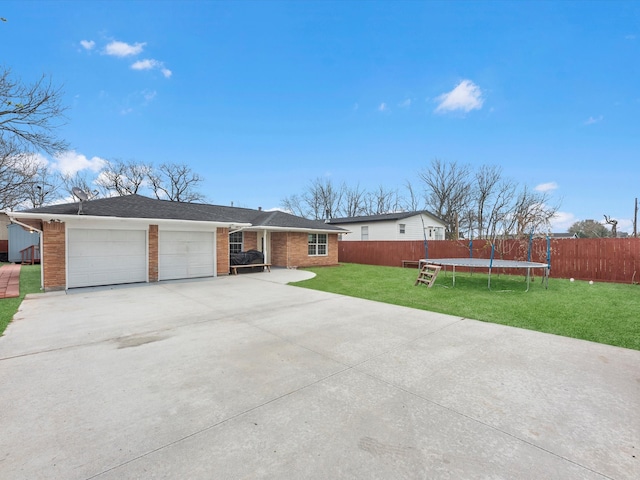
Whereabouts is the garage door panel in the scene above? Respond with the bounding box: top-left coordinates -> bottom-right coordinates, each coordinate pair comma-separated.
159,231 -> 214,281
68,229 -> 147,288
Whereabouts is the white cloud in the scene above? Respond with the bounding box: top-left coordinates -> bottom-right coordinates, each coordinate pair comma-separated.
118,89 -> 158,115
625,34 -> 636,40
435,79 -> 484,114
51,151 -> 106,175
131,59 -> 172,78
616,218 -> 635,234
104,40 -> 145,57
584,115 -> 603,125
535,182 -> 558,193
131,59 -> 158,70
80,39 -> 95,51
142,90 -> 157,103
398,98 -> 411,108
549,211 -> 577,232
378,102 -> 388,112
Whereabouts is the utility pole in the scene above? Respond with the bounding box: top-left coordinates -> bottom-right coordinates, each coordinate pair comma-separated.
634,197 -> 638,237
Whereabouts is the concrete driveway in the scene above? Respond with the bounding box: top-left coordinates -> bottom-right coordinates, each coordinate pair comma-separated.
1,269 -> 638,479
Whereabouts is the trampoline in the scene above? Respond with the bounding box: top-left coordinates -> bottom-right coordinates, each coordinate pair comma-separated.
419,258 -> 550,291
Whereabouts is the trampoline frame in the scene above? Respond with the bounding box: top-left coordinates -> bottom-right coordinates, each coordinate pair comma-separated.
419,258 -> 550,291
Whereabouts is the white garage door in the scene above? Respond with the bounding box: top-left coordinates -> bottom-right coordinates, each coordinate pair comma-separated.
68,229 -> 147,288
159,231 -> 215,281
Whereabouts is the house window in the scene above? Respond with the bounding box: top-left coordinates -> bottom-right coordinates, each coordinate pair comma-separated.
399,224 -> 406,234
361,226 -> 369,240
308,233 -> 327,256
229,231 -> 243,254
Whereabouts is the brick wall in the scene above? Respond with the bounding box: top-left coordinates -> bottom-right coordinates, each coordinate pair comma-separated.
243,231 -> 258,250
271,232 -> 288,266
270,232 -> 339,268
148,225 -> 158,282
42,221 -> 66,291
217,227 -> 229,275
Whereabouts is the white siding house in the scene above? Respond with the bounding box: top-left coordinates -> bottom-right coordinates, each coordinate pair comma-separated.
327,211 -> 446,241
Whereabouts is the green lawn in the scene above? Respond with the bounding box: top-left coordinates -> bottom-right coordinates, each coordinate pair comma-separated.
292,263 -> 640,351
0,264 -> 43,336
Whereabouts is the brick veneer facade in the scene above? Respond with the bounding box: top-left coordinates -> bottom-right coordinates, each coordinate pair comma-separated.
243,231 -> 258,251
270,232 -> 339,268
42,221 -> 66,291
216,227 -> 230,276
148,225 -> 158,282
36,222 -> 337,290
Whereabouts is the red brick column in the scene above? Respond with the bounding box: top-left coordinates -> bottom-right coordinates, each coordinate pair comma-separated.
42,222 -> 66,291
217,227 -> 230,275
148,225 -> 158,282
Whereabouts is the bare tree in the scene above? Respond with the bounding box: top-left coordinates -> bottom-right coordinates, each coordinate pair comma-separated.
483,180 -> 517,239
0,141 -> 36,209
310,177 -> 344,220
472,165 -> 502,238
403,180 -> 422,212
281,177 -> 344,220
501,186 -> 558,237
280,193 -> 308,218
96,159 -> 151,196
364,185 -> 403,215
148,163 -> 205,202
418,158 -> 471,239
341,183 -> 367,217
603,215 -> 618,238
0,68 -> 68,155
60,171 -> 100,200
23,161 -> 61,208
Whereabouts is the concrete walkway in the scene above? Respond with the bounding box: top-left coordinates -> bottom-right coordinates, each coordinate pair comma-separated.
0,270 -> 638,479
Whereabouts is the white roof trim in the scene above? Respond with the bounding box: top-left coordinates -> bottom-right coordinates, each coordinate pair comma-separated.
8,212 -> 251,229
244,226 -> 344,234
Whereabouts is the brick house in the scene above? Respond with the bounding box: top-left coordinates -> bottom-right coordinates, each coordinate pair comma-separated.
7,194 -> 344,291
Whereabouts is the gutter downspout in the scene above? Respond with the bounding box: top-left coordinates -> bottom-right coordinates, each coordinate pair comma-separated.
9,217 -> 44,291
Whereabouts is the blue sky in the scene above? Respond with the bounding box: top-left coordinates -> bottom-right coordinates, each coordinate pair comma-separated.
1,1 -> 639,232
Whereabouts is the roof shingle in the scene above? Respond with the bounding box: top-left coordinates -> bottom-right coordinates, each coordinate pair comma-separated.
20,194 -> 345,231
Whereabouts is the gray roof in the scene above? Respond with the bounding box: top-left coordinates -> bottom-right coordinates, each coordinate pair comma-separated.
327,210 -> 443,225
19,194 -> 346,232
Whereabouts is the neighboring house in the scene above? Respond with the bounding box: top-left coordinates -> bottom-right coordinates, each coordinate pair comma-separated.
0,212 -> 9,262
327,211 -> 446,241
7,223 -> 40,263
6,194 -> 345,291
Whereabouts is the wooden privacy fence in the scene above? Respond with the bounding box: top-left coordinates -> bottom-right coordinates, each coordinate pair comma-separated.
338,238 -> 640,284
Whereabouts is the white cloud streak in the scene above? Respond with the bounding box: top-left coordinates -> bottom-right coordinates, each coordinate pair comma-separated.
51,151 -> 106,175
131,59 -> 158,70
80,40 -> 95,51
584,115 -> 603,125
549,211 -> 576,232
535,182 -> 558,193
104,40 -> 146,57
131,59 -> 172,78
435,79 -> 484,114
378,102 -> 388,112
